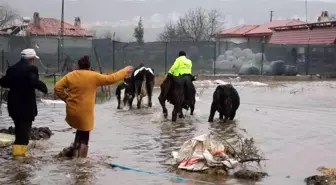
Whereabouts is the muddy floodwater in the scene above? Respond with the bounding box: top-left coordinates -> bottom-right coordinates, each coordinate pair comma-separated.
1,80 -> 336,185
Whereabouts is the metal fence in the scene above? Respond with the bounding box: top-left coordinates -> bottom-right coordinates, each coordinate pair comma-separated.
1,36 -> 336,76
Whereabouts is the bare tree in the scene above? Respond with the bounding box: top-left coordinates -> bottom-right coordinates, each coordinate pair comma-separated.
0,4 -> 19,28
158,7 -> 225,42
157,21 -> 179,41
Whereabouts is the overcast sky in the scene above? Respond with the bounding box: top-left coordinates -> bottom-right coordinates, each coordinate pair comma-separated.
3,0 -> 336,41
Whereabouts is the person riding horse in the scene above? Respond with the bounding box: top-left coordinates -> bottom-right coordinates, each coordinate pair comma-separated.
161,51 -> 193,98
159,51 -> 196,121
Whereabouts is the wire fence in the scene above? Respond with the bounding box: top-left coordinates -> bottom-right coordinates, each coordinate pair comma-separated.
1,36 -> 336,76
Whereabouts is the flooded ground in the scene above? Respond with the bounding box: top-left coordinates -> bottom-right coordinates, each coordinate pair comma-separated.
1,80 -> 336,185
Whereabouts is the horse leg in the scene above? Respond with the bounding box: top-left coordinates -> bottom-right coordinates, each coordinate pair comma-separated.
189,103 -> 195,116
219,113 -> 224,120
137,95 -> 143,109
135,85 -> 141,109
123,96 -> 127,108
148,96 -> 152,107
117,95 -> 121,109
137,95 -> 141,109
208,102 -> 217,122
146,81 -> 153,107
179,110 -> 184,118
172,106 -> 178,122
129,95 -> 134,109
158,95 -> 168,118
172,102 -> 182,122
229,111 -> 236,120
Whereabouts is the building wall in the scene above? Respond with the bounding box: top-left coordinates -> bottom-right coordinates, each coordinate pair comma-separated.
0,35 -> 9,52
31,36 -> 92,54
217,37 -> 248,44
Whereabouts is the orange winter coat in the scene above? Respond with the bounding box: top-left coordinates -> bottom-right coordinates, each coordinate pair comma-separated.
54,68 -> 128,131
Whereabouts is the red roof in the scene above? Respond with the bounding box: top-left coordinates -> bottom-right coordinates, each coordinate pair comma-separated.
217,19 -> 306,37
269,22 -> 336,44
247,19 -> 306,36
0,31 -> 8,35
26,18 -> 92,37
217,25 -> 259,37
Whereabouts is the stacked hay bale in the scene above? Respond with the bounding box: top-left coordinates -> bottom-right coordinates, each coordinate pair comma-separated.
215,47 -> 298,76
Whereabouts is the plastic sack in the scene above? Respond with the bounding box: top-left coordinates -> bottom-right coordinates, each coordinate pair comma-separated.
171,134 -> 239,171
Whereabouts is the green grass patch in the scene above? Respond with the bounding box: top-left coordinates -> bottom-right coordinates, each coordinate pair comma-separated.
39,75 -> 63,90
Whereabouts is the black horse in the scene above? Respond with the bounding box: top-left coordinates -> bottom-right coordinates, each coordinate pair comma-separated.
158,74 -> 196,121
208,84 -> 240,122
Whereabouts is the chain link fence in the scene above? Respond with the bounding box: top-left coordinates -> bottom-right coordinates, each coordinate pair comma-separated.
1,36 -> 336,76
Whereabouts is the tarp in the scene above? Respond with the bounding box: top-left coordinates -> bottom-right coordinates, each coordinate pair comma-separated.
171,134 -> 239,171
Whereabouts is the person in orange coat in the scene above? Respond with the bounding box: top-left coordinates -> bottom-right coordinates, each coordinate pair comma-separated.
54,56 -> 133,158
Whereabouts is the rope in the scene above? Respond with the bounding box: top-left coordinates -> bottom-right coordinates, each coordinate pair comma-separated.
109,163 -> 217,185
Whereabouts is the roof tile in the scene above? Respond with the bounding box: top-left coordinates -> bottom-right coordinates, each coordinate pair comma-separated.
0,31 -> 8,35
247,20 -> 306,35
217,19 -> 306,37
27,18 -> 92,37
268,27 -> 336,44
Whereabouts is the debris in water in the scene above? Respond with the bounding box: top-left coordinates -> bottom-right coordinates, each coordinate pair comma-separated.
169,133 -> 268,181
0,126 -> 53,140
234,169 -> 268,181
305,166 -> 336,185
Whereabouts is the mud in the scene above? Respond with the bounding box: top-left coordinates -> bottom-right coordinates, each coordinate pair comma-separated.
234,169 -> 269,181
0,126 -> 53,140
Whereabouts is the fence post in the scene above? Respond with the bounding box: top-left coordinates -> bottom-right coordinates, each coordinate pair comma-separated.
53,72 -> 56,100
260,37 -> 265,75
306,44 -> 310,75
112,40 -> 115,72
57,38 -> 60,72
0,49 -> 4,107
164,42 -> 168,74
213,41 -> 217,76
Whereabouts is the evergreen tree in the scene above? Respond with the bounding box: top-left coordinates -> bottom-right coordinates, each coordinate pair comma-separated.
133,17 -> 144,43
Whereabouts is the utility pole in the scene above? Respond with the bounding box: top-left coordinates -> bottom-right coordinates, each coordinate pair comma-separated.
305,0 -> 308,22
270,10 -> 273,22
59,0 -> 65,72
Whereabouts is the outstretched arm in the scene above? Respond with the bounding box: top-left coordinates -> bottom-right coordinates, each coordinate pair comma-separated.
54,75 -> 69,102
95,68 -> 128,86
29,66 -> 48,94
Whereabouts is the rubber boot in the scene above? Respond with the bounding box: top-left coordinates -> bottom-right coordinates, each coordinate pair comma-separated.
57,144 -> 75,158
12,145 -> 27,158
77,144 -> 88,158
73,144 -> 88,158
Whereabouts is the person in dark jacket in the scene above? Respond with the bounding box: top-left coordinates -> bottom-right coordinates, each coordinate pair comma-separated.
0,48 -> 48,157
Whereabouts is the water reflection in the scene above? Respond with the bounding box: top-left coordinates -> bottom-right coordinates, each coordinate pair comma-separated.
0,158 -> 36,184
70,160 -> 95,185
157,120 -> 196,160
